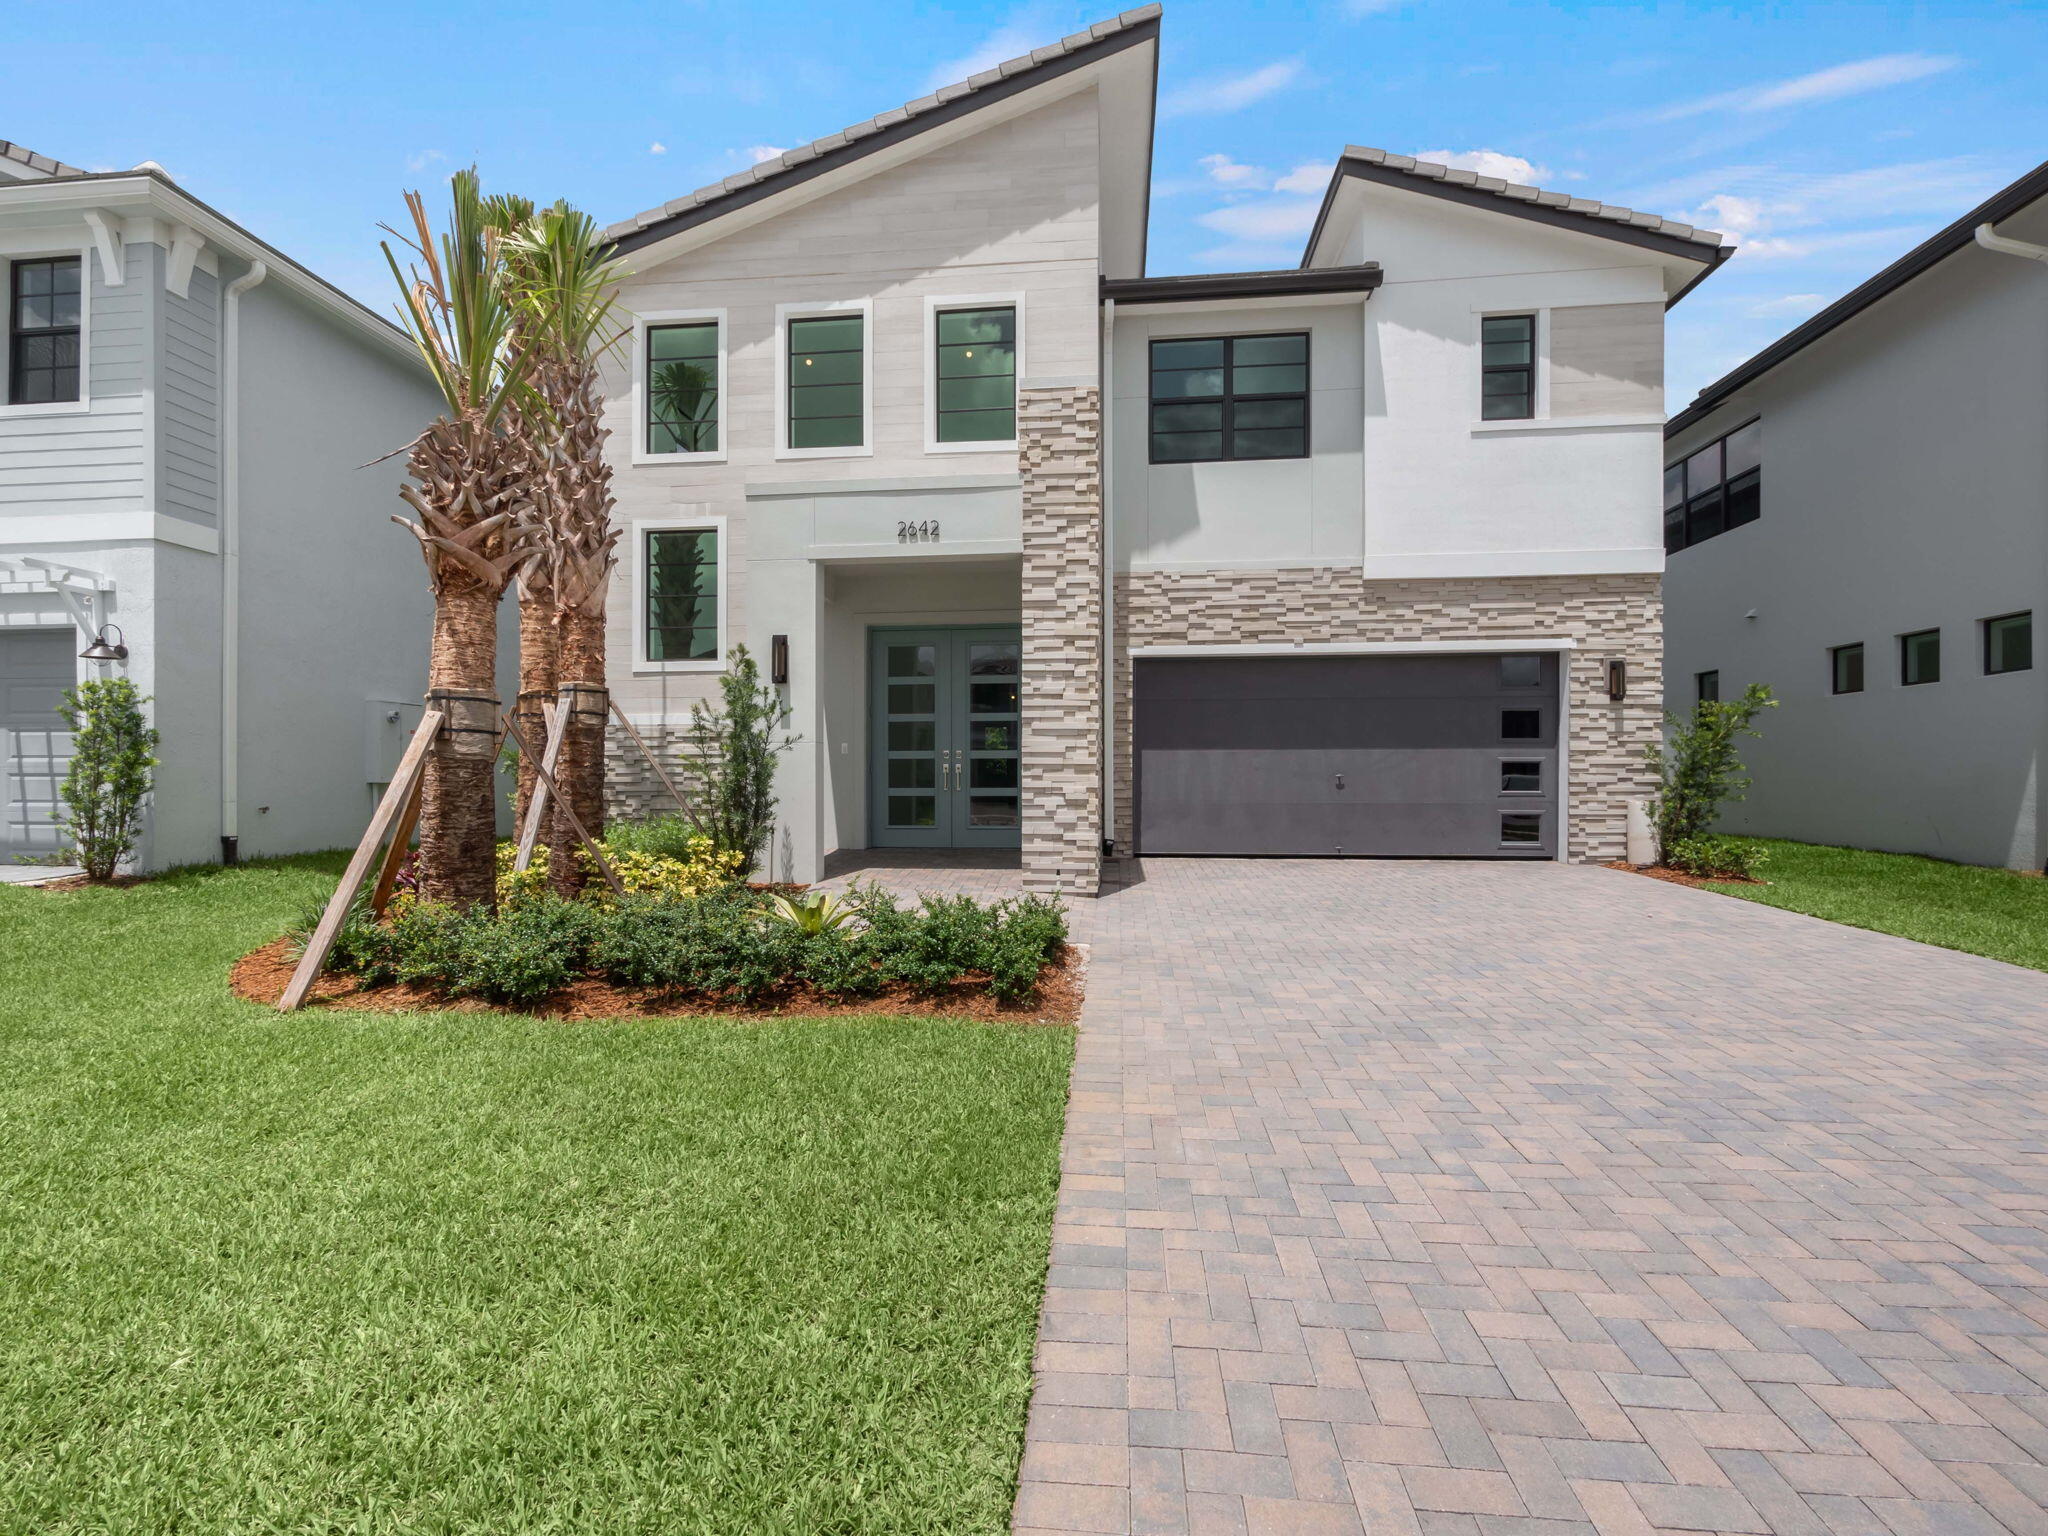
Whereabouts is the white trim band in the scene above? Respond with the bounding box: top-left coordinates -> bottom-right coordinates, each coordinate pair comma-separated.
1130,638 -> 1578,659
1,511 -> 219,553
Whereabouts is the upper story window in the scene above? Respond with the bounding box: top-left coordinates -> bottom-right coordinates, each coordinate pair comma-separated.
934,305 -> 1016,445
1831,643 -> 1864,695
787,312 -> 865,451
643,525 -> 720,664
1901,628 -> 1941,687
8,256 -> 81,405
1985,612 -> 2032,676
1666,418 -> 1760,554
645,320 -> 718,455
1149,333 -> 1308,464
1479,314 -> 1534,420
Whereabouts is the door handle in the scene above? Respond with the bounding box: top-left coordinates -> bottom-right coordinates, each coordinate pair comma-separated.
1334,773 -> 1345,790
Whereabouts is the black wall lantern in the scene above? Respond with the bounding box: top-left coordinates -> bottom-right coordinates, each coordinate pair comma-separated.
770,633 -> 790,686
80,623 -> 128,663
1605,657 -> 1627,701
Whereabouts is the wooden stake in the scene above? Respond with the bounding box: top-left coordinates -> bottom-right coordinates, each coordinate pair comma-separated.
607,699 -> 706,833
511,700 -> 565,873
368,771 -> 424,918
281,710 -> 443,1012
499,711 -> 625,895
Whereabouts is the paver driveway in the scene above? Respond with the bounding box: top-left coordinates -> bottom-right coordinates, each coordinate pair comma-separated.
1014,858 -> 2048,1536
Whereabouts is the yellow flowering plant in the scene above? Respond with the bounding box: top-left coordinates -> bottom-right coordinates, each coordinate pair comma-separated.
494,832 -> 747,906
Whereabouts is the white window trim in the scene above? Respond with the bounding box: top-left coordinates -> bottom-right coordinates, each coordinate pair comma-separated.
631,308 -> 727,466
0,240 -> 93,420
923,291 -> 1024,455
1470,305 -> 1546,431
775,298 -> 872,461
630,512 -> 727,674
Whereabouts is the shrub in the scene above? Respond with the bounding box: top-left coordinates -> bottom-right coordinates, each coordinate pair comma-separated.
55,677 -> 159,881
604,814 -> 706,861
1647,683 -> 1777,856
495,835 -> 745,906
687,645 -> 798,876
1666,835 -> 1770,881
443,898 -> 599,1005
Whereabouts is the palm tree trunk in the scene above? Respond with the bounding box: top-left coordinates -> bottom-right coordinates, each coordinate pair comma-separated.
546,603 -> 608,897
513,580 -> 556,832
419,578 -> 501,909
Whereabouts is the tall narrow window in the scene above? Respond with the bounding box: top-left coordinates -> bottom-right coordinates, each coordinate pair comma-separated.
1831,643 -> 1864,695
1480,314 -> 1534,420
645,321 -> 718,454
644,528 -> 719,663
1685,440 -> 1725,545
8,256 -> 81,405
1148,333 -> 1308,463
1663,462 -> 1686,555
934,306 -> 1016,443
788,313 -> 864,450
1696,670 -> 1720,704
1986,612 -> 2032,675
1901,628 -> 1940,687
1722,420 -> 1761,529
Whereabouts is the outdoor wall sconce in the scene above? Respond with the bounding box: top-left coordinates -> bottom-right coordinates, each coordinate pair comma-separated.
80,624 -> 128,663
1605,657 -> 1627,701
770,633 -> 790,685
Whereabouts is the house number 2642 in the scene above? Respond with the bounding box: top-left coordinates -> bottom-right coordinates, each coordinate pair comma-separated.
898,519 -> 941,544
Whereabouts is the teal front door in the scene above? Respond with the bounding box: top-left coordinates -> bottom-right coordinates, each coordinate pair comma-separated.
870,626 -> 1022,849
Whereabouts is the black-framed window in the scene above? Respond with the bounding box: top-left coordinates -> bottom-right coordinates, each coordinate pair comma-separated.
1501,708 -> 1541,740
1831,643 -> 1864,695
8,256 -> 81,405
1901,628 -> 1940,687
935,306 -> 1016,443
787,313 -> 863,450
1696,670 -> 1719,704
1480,314 -> 1534,420
1985,612 -> 2032,676
645,321 -> 718,454
1665,418 -> 1761,554
1149,333 -> 1307,463
1500,812 -> 1542,846
1501,759 -> 1542,793
1500,654 -> 1543,688
644,527 -> 719,662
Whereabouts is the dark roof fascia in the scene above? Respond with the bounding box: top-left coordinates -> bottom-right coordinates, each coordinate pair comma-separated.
1668,156 -> 2048,440
609,16 -> 1161,259
1101,264 -> 1382,305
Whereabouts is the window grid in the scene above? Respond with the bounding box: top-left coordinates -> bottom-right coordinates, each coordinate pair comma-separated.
787,313 -> 864,450
644,528 -> 719,663
1831,643 -> 1864,695
1480,314 -> 1534,421
1900,628 -> 1941,687
934,306 -> 1017,444
645,321 -> 718,454
8,256 -> 81,405
1985,612 -> 2032,676
1665,417 -> 1761,554
1148,333 -> 1309,464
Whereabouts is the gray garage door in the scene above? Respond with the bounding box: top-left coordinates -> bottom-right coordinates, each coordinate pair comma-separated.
2,630 -> 77,864
1133,652 -> 1559,858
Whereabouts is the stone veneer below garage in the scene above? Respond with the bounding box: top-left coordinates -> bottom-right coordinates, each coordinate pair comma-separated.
1112,568 -> 1663,864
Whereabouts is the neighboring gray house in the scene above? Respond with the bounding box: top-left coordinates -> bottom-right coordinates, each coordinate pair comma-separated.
0,140 -> 448,870
594,6 -> 1730,893
1664,159 -> 2048,870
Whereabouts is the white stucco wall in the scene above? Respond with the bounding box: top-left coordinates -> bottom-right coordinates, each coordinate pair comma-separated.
1663,206 -> 2048,869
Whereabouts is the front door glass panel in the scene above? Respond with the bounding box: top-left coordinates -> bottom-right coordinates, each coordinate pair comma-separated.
871,626 -> 1023,848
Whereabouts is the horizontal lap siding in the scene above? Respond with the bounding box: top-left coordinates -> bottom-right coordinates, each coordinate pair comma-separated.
158,266 -> 220,527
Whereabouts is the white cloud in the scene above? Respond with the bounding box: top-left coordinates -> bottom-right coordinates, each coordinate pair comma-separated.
745,144 -> 788,165
1163,59 -> 1303,117
1413,149 -> 1550,185
649,141 -> 668,155
1273,161 -> 1335,194
1652,53 -> 1960,122
1655,157 -> 2009,245
1196,197 -> 1322,242
1199,153 -> 1269,190
1688,193 -> 1766,236
1747,293 -> 1827,318
1340,0 -> 1408,14
926,22 -> 1042,91
405,150 -> 446,174
1733,226 -> 1926,262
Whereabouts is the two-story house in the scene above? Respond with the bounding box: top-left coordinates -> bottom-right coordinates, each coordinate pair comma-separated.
595,6 -> 1729,893
0,140 -> 447,871
1665,158 -> 2048,871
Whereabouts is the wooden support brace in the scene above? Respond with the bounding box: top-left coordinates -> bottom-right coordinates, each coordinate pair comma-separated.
499,711 -> 625,895
280,710 -> 443,1012
368,771 -> 425,918
607,699 -> 707,833
512,701 -> 564,873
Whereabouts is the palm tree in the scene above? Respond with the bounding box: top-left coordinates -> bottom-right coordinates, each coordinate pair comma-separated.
501,204 -> 625,896
383,170 -> 537,909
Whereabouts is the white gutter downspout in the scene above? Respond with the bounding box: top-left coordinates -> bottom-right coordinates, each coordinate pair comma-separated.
1975,222 -> 2048,267
1100,296 -> 1116,858
219,259 -> 267,865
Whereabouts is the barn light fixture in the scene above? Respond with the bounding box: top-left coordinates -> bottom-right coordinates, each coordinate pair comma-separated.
770,633 -> 790,686
80,623 -> 128,663
1605,657 -> 1627,701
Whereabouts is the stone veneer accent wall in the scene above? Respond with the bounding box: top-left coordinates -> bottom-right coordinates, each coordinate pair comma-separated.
1019,385 -> 1104,897
603,720 -> 697,825
1113,568 -> 1662,864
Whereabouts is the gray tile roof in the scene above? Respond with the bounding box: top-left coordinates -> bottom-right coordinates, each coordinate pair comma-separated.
1339,146 -> 1729,250
0,139 -> 87,180
601,4 -> 1162,244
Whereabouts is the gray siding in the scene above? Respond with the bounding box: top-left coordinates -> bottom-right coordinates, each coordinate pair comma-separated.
156,263 -> 220,527
1549,302 -> 1662,418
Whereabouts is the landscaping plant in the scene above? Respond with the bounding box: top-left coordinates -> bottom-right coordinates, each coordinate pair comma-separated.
1646,682 -> 1777,860
54,676 -> 159,882
687,645 -> 797,876
1664,833 -> 1771,881
764,890 -> 856,935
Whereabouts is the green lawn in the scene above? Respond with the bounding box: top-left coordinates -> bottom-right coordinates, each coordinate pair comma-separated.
1705,837 -> 2048,972
0,856 -> 1073,1535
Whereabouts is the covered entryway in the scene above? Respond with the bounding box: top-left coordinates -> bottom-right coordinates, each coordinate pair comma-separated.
1132,650 -> 1560,858
2,629 -> 78,863
868,625 -> 1023,849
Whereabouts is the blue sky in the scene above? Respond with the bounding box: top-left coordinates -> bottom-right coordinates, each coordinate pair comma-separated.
9,0 -> 2045,404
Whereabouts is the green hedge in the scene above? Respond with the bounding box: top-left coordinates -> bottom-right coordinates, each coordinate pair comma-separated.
307,884 -> 1068,1009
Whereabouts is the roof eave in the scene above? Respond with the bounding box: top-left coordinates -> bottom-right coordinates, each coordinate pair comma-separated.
1102,264 -> 1383,305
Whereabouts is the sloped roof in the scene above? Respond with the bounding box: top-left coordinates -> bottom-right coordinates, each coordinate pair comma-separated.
0,139 -> 87,180
603,4 -> 1161,254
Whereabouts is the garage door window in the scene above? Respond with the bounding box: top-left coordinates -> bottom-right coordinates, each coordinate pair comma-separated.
1500,654 -> 1543,687
1500,760 -> 1542,793
1501,709 -> 1541,740
1500,813 -> 1542,846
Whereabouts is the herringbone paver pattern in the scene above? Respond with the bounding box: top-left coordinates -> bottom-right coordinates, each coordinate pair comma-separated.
1015,858 -> 2048,1536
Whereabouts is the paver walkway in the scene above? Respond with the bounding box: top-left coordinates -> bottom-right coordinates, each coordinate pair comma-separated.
1014,858 -> 2048,1536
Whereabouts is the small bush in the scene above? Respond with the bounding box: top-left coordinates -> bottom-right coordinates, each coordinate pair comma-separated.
604,815 -> 705,862
56,677 -> 159,881
1666,835 -> 1770,881
495,835 -> 745,907
1648,683 -> 1776,853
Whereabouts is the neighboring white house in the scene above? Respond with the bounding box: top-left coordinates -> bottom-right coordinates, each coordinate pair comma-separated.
1664,159 -> 2048,871
593,5 -> 1730,893
0,140 -> 450,870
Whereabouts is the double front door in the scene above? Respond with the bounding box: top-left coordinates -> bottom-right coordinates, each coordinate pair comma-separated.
870,626 -> 1022,848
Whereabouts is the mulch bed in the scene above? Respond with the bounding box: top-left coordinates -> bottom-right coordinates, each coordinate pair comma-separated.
1604,860 -> 1764,889
230,936 -> 1083,1025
